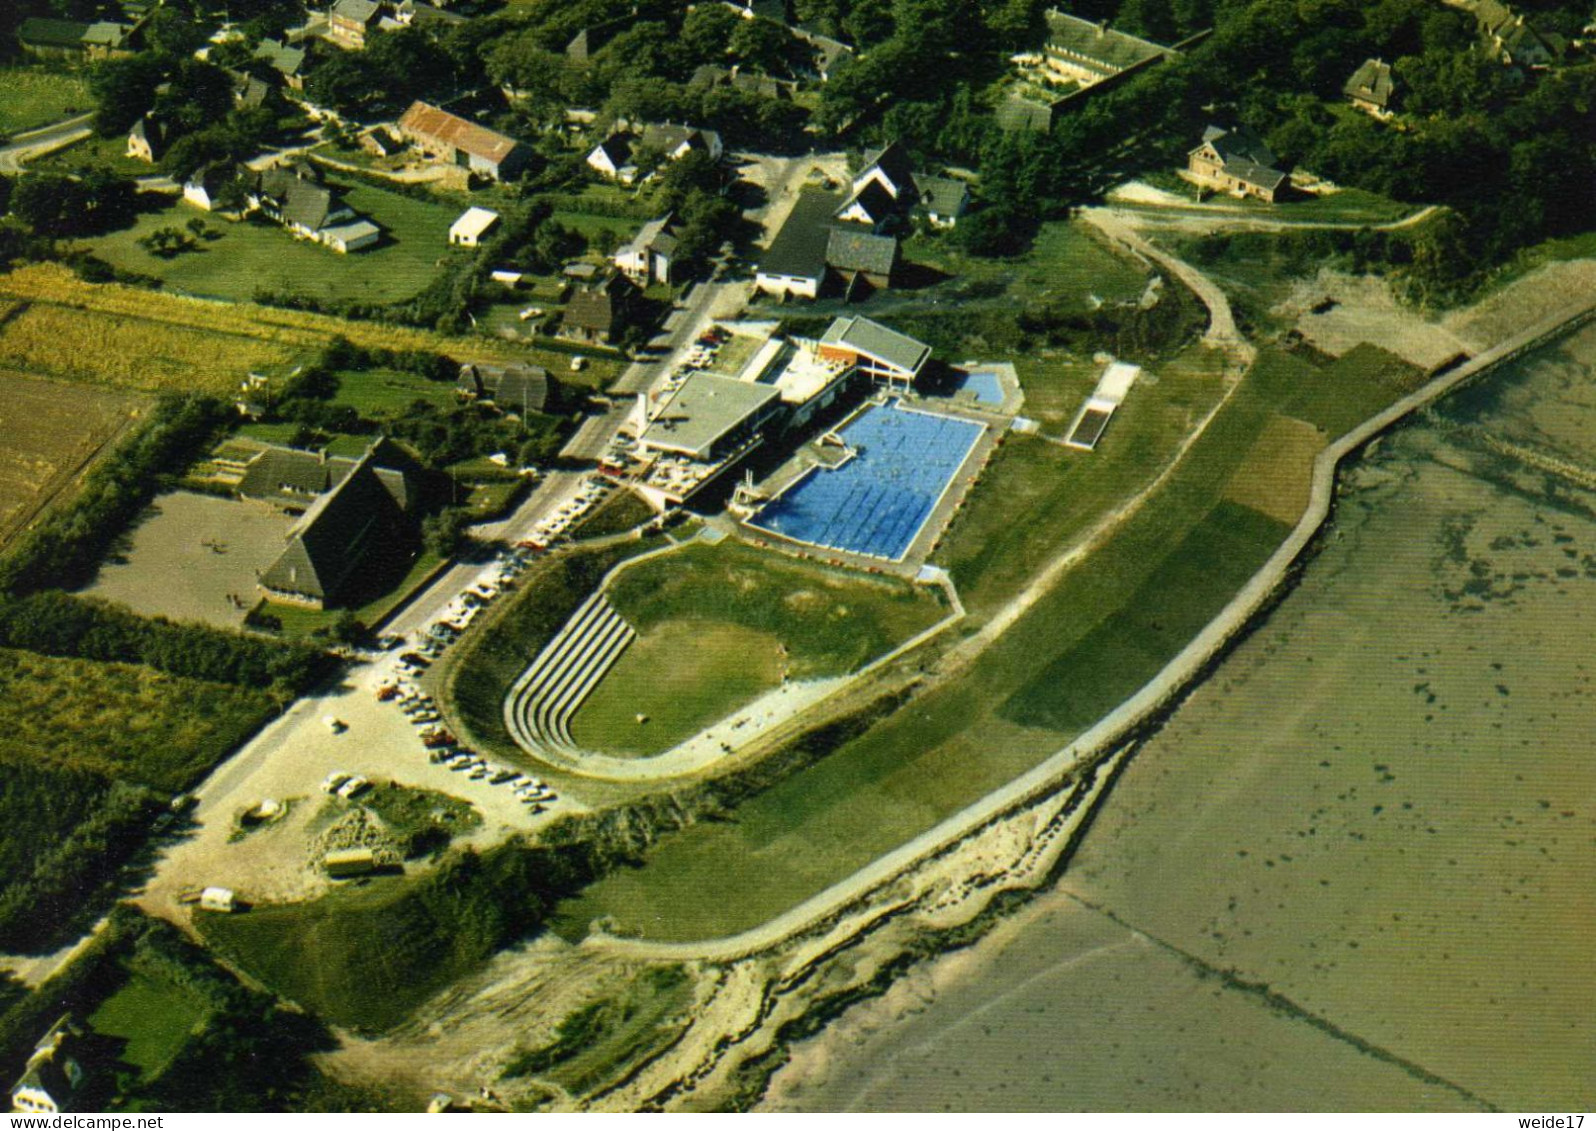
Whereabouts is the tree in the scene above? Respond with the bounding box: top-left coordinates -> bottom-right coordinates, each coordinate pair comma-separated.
680,5 -> 740,65
155,59 -> 234,133
729,18 -> 795,74
422,508 -> 471,558
88,54 -> 165,136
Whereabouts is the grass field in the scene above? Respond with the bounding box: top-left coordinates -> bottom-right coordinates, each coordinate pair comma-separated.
89,969 -> 207,1082
84,179 -> 463,306
569,541 -> 948,757
32,131 -> 151,177
332,367 -> 458,416
0,67 -> 90,136
908,219 -> 1150,310
0,368 -> 144,549
552,322 -> 1398,940
0,264 -> 619,395
0,647 -> 275,792
935,343 -> 1229,617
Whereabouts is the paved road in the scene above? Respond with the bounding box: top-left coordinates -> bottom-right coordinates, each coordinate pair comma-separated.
0,113 -> 94,173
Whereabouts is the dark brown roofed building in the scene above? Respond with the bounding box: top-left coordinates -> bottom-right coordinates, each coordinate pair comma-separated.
564,272 -> 636,344
1187,123 -> 1287,203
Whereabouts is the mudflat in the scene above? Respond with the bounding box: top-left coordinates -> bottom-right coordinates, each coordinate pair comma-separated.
768,325 -> 1596,1113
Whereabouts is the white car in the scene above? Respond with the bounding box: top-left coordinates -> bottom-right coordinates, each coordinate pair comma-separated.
322,771 -> 352,794
337,776 -> 371,800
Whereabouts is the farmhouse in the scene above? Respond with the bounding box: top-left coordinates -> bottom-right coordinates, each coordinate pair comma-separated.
612,214 -> 680,285
448,206 -> 500,247
126,114 -> 167,163
1000,9 -> 1183,132
398,101 -> 531,182
9,1016 -> 86,1115
249,162 -> 380,253
1186,123 -> 1287,203
585,131 -> 637,182
80,20 -> 135,57
1344,58 -> 1396,118
238,435 -> 414,511
16,18 -> 91,58
457,362 -> 561,414
328,0 -> 384,49
1475,0 -> 1556,66
254,444 -> 415,609
835,145 -> 968,231
818,315 -> 930,388
564,272 -> 638,344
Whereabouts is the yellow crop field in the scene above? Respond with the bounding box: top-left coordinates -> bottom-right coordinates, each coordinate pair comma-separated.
0,303 -> 296,394
0,265 -> 535,388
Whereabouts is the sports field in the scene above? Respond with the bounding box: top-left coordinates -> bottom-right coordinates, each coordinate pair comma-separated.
749,403 -> 985,562
568,540 -> 947,758
0,368 -> 144,549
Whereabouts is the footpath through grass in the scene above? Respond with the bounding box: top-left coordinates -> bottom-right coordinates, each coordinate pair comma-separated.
553,341 -> 1410,941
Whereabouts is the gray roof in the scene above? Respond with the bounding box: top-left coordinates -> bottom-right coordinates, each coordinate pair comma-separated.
757,189 -> 838,280
820,316 -> 929,376
639,123 -> 720,156
238,446 -> 348,502
281,180 -> 342,232
81,21 -> 132,46
234,73 -> 272,108
332,0 -> 381,23
914,174 -> 968,217
17,18 -> 90,48
1043,11 -> 1171,74
260,453 -> 402,602
255,38 -> 306,76
1344,58 -> 1395,108
856,141 -> 915,195
322,218 -> 380,246
825,227 -> 898,276
640,372 -> 780,459
565,273 -> 633,333
1196,124 -> 1285,191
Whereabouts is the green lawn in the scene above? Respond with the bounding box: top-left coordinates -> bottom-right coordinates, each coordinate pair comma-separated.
88,969 -> 208,1082
907,218 -> 1150,310
938,342 -> 1229,617
332,367 -> 457,417
83,178 -> 463,306
32,131 -> 151,176
0,67 -> 90,136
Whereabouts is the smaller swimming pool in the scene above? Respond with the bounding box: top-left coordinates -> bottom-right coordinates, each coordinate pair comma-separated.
955,368 -> 1005,405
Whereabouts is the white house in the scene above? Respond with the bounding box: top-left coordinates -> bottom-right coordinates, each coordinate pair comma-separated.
585,132 -> 637,182
612,214 -> 679,285
9,1017 -> 85,1114
449,206 -> 500,247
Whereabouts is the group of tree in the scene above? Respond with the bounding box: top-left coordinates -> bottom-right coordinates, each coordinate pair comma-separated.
1,170 -> 139,239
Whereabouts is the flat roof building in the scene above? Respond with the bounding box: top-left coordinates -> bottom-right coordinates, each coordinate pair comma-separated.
639,372 -> 783,462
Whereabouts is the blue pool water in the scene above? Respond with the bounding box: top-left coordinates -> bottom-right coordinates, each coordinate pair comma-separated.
750,403 -> 984,561
955,368 -> 1005,405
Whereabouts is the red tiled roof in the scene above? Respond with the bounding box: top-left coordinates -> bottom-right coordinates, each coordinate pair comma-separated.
398,101 -> 521,165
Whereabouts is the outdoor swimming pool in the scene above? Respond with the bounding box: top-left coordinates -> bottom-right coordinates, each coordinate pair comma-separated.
749,402 -> 984,561
954,368 -> 1005,405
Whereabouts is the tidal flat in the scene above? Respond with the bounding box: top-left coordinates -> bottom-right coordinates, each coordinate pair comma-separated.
765,324 -> 1596,1112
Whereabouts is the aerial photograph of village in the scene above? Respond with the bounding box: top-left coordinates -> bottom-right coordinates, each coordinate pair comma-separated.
0,0 -> 1590,1115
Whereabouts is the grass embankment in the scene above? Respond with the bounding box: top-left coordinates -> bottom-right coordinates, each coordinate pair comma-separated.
85,177 -> 463,307
552,341 -> 1419,941
0,67 -> 90,135
445,537 -> 667,760
0,264 -> 622,395
570,541 -> 947,757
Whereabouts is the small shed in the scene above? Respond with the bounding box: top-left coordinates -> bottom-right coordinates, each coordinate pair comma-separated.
324,847 -> 378,878
199,886 -> 237,912
449,207 -> 501,248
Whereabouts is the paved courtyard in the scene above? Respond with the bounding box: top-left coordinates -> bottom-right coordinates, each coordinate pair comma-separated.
86,490 -> 293,628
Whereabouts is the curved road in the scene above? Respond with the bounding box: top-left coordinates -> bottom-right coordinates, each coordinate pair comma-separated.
0,113 -> 94,174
